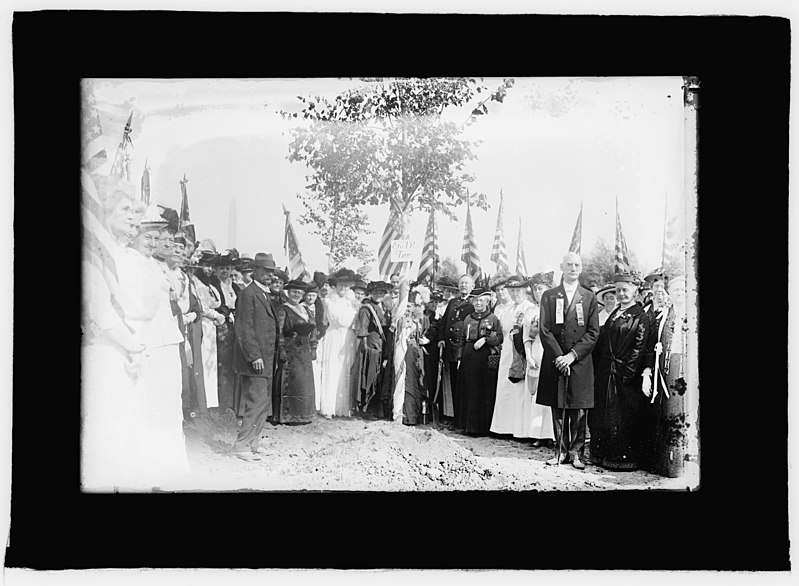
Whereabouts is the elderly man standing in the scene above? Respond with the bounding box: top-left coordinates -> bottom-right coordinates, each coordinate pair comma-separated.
437,274 -> 475,427
230,253 -> 283,459
537,252 -> 599,469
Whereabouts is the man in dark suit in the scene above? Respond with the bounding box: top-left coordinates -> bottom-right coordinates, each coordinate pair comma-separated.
230,252 -> 283,459
436,274 -> 475,426
537,252 -> 600,469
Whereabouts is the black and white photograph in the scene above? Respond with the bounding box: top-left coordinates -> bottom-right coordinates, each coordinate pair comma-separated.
79,75 -> 699,493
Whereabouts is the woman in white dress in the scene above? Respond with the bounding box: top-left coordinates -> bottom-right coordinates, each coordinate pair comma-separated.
318,268 -> 359,417
81,173 -> 148,491
522,279 -> 555,445
194,251 -> 226,409
490,276 -> 538,437
126,204 -> 190,487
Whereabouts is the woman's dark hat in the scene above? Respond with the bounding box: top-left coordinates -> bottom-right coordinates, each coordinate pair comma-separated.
613,271 -> 640,285
252,252 -> 276,270
284,279 -> 308,292
328,267 -> 358,286
304,283 -> 319,294
273,270 -> 290,284
471,287 -> 492,298
352,279 -> 368,292
198,250 -> 220,265
313,271 -> 328,288
503,275 -> 527,289
367,280 -> 392,293
644,268 -> 667,284
430,290 -> 445,302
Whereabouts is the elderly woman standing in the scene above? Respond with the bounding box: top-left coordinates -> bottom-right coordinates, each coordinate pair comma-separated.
318,268 -> 359,418
273,280 -> 318,424
456,288 -> 503,436
194,248 -> 226,410
213,252 -> 238,411
523,275 -> 555,446
591,273 -> 650,471
125,203 -> 190,486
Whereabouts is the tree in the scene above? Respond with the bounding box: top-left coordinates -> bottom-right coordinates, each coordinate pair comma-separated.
581,236 -> 641,287
438,256 -> 462,282
281,77 -> 515,266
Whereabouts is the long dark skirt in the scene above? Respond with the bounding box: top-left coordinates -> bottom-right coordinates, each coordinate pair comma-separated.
455,342 -> 498,435
592,371 -> 646,470
402,341 -> 425,425
273,334 -> 316,424
643,353 -> 687,477
216,323 -> 236,411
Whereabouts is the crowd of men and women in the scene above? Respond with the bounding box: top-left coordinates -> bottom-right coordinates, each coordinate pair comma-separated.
81,175 -> 689,490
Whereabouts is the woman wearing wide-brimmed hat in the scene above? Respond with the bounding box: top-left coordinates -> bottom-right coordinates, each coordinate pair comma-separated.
591,272 -> 650,470
194,244 -> 225,409
318,267 -> 359,417
273,279 -> 318,424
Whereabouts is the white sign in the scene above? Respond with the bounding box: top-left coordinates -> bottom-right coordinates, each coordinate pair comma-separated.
390,239 -> 416,263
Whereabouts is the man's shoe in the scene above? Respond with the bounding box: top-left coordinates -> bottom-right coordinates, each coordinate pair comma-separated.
571,455 -> 586,470
545,454 -> 570,466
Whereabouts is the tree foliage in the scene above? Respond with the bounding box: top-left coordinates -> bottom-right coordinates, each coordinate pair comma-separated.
438,256 -> 462,282
280,77 -> 515,265
580,236 -> 642,287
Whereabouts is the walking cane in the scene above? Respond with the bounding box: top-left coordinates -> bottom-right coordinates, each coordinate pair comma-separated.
431,357 -> 443,429
556,369 -> 569,466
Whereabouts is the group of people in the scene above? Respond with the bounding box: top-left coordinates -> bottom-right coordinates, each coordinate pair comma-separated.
81,172 -> 689,490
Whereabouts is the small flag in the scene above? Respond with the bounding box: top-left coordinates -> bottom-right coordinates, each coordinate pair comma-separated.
140,158 -> 150,205
515,218 -> 528,277
460,203 -> 482,280
490,189 -> 509,275
179,174 -> 196,245
283,204 -> 307,279
417,208 -> 439,285
80,79 -> 109,173
614,197 -> 631,274
109,111 -> 134,181
568,201 -> 583,255
377,198 -> 408,280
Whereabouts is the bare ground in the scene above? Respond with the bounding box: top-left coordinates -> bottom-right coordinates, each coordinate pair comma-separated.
163,409 -> 697,492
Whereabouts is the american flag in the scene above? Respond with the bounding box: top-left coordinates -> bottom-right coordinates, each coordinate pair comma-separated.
377,198 -> 409,280
515,217 -> 528,277
568,201 -> 583,255
417,208 -> 439,285
179,174 -> 196,245
283,204 -> 307,279
80,79 -> 109,173
109,111 -> 134,181
490,189 -> 509,275
140,158 -> 151,205
614,197 -> 631,274
460,203 -> 482,280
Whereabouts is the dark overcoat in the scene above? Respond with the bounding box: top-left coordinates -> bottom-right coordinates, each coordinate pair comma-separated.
233,282 -> 281,377
436,295 -> 475,363
537,283 -> 600,409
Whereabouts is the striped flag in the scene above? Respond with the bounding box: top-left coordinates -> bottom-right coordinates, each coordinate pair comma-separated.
80,79 -> 109,173
568,201 -> 583,255
377,198 -> 409,280
460,203 -> 482,280
417,208 -> 439,285
490,189 -> 509,275
614,197 -> 631,274
515,218 -> 528,277
140,158 -> 151,205
109,111 -> 134,181
179,174 -> 196,245
283,204 -> 307,279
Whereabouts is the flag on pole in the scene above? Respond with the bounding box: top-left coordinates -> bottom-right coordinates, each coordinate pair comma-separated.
417,208 -> 439,285
140,158 -> 151,205
460,203 -> 482,280
283,204 -> 307,279
80,79 -> 109,174
377,198 -> 408,280
515,217 -> 528,277
568,201 -> 583,255
228,197 -> 238,249
614,197 -> 631,274
179,174 -> 196,245
490,189 -> 509,275
109,111 -> 134,181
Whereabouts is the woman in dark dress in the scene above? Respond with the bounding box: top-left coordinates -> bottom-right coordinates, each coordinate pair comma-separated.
455,288 -> 503,436
591,273 -> 650,470
273,280 -> 318,424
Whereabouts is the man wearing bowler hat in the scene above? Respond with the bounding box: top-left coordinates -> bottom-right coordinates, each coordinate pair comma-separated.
230,252 -> 284,459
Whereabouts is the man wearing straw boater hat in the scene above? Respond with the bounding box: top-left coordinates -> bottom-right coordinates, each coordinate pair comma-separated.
229,252 -> 283,459
536,252 -> 600,469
